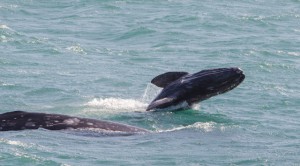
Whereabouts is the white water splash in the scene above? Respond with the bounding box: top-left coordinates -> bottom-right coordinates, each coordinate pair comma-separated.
83,84 -> 161,114
141,83 -> 161,103
191,103 -> 200,110
84,97 -> 147,113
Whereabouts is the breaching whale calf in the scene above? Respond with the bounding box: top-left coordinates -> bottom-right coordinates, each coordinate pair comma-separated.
0,111 -> 149,133
147,67 -> 245,111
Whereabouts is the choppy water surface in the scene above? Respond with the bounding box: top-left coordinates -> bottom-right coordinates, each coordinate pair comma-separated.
1,0 -> 299,165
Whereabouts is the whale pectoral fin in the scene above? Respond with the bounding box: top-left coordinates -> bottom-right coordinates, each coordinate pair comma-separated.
146,97 -> 176,111
151,72 -> 188,88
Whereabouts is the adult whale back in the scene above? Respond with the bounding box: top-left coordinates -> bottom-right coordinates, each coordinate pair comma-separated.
147,67 -> 245,111
0,111 -> 149,133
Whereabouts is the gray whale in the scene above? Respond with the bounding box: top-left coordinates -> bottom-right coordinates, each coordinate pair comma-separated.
0,111 -> 149,133
147,67 -> 245,111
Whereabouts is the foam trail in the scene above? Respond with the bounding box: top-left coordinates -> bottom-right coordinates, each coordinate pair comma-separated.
157,122 -> 217,133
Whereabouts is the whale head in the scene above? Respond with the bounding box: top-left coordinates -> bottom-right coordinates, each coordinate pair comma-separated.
183,67 -> 245,103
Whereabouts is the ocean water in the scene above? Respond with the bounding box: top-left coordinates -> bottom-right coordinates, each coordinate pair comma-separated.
0,0 -> 299,165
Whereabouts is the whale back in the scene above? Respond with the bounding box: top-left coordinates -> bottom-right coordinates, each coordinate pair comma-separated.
0,111 -> 149,133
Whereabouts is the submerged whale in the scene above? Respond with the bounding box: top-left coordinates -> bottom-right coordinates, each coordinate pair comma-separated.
146,67 -> 245,111
0,111 -> 149,133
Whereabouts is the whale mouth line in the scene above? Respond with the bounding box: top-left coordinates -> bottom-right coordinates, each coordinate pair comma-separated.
222,73 -> 245,92
209,75 -> 244,98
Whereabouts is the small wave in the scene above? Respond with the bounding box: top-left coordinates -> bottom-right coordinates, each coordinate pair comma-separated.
66,44 -> 86,54
0,82 -> 15,86
116,27 -> 156,40
64,128 -> 143,137
287,52 -> 300,57
0,24 -> 11,30
158,122 -> 217,133
0,138 -> 32,148
25,87 -> 63,96
277,50 -> 300,57
0,138 -> 50,163
0,25 -> 12,43
84,97 -> 147,113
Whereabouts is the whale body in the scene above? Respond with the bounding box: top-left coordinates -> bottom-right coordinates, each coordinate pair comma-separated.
147,67 -> 245,111
0,111 -> 149,133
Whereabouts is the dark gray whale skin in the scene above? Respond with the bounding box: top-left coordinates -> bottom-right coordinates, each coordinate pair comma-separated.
147,67 -> 245,111
0,111 -> 149,133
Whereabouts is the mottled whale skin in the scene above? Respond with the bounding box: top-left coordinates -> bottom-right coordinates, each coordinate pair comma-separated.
147,67 -> 245,111
0,111 -> 149,133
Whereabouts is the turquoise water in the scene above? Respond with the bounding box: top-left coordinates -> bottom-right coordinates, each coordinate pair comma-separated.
1,0 -> 299,165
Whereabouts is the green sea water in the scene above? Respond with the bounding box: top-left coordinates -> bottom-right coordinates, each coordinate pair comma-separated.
0,0 -> 299,165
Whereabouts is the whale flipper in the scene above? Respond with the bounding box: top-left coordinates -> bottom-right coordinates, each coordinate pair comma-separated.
146,97 -> 177,111
151,72 -> 188,88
